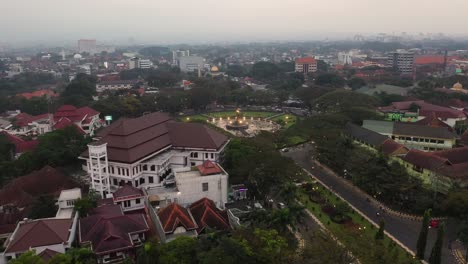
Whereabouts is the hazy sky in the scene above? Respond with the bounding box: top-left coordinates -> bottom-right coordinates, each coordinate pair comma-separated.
2,0 -> 468,45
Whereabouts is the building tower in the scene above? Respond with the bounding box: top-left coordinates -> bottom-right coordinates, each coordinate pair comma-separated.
87,142 -> 111,198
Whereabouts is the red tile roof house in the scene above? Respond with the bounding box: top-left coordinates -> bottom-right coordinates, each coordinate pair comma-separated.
79,112 -> 230,209
401,147 -> 468,193
112,185 -> 145,213
0,166 -> 77,239
79,204 -> 149,263
1,218 -> 77,262
378,100 -> 467,128
0,131 -> 38,158
154,198 -> 230,243
7,105 -> 101,136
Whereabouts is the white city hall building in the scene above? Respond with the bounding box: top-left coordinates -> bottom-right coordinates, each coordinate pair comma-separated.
79,113 -> 230,208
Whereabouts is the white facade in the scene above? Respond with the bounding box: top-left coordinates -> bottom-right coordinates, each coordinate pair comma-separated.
178,56 -> 205,72
1,214 -> 78,263
96,82 -> 135,93
56,188 -> 82,219
173,166 -> 228,208
138,59 -> 152,69
83,142 -> 229,207
387,51 -> 415,75
88,143 -> 111,197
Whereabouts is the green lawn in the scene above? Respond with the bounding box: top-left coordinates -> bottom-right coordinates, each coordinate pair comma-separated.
271,114 -> 297,128
207,111 -> 277,119
298,184 -> 419,264
181,115 -> 208,122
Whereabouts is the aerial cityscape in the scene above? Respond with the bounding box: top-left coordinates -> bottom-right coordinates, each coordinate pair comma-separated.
1,1 -> 468,264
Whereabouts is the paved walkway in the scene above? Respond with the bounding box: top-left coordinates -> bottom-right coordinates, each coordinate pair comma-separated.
283,143 -> 458,264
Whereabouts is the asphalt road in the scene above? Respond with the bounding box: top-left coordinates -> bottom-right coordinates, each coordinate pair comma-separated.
283,143 -> 458,264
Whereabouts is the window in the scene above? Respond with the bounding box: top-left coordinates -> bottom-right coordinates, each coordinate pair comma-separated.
151,165 -> 156,171
113,178 -> 118,186
143,165 -> 148,171
205,153 -> 208,159
134,180 -> 139,187
123,200 -> 131,207
191,152 -> 199,158
211,153 -> 214,159
437,140 -> 444,144
140,178 -> 145,185
202,182 -> 209,192
135,199 -> 141,204
191,162 -> 196,166
148,176 -> 154,184
66,200 -> 75,206
430,139 -> 437,143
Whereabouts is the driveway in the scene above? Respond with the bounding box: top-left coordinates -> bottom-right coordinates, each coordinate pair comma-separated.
283,143 -> 458,264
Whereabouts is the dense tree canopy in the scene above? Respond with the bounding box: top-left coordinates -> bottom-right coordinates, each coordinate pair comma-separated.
315,73 -> 345,87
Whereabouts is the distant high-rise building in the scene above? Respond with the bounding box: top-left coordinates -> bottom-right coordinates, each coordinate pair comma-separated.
78,39 -> 97,54
178,56 -> 205,72
295,57 -> 317,73
337,52 -> 353,65
387,51 -> 415,75
138,59 -> 152,69
172,50 -> 190,65
128,57 -> 152,70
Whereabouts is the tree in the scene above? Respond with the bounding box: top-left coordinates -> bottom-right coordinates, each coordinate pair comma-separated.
316,60 -> 329,72
61,74 -> 97,106
442,191 -> 468,220
416,209 -> 431,259
197,237 -> 254,264
28,195 -> 58,219
375,220 -> 385,240
250,62 -> 280,80
9,251 -> 45,264
158,236 -> 197,264
0,134 -> 15,162
458,222 -> 468,262
300,232 -> 354,264
347,77 -> 367,90
74,191 -> 99,216
137,240 -> 161,264
226,65 -> 248,77
315,73 -> 345,87
429,224 -> 444,264
49,247 -> 97,264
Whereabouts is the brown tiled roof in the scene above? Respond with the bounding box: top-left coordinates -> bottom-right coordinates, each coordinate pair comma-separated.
113,185 -> 144,200
402,149 -> 450,171
381,139 -> 408,156
79,205 -> 149,255
189,198 -> 230,233
393,122 -> 456,140
403,148 -> 468,180
158,203 -> 196,233
82,113 -> 228,163
0,166 -> 76,208
5,218 -> 73,253
413,113 -> 453,131
430,147 -> 468,165
168,122 -> 228,150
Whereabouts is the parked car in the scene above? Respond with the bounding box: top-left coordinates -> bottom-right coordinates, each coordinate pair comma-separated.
278,202 -> 286,209
429,219 -> 439,228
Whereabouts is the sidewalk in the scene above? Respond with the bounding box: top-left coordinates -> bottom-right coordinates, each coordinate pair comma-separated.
314,160 -> 447,222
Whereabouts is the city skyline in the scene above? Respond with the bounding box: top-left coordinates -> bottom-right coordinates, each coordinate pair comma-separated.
2,0 -> 468,45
